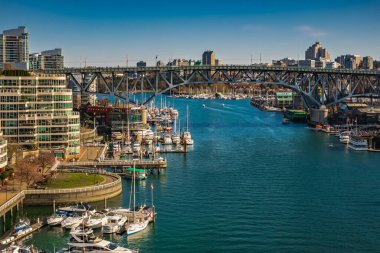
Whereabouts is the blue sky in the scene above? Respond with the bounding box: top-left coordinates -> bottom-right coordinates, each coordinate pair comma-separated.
1,0 -> 379,66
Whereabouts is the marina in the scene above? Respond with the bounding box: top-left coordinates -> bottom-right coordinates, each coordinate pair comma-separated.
1,98 -> 377,253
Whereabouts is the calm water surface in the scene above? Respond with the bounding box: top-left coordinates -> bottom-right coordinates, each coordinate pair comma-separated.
24,98 -> 380,252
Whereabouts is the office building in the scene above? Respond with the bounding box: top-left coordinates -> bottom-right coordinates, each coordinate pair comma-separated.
0,26 -> 29,70
0,75 -> 81,157
202,50 -> 215,65
305,42 -> 330,61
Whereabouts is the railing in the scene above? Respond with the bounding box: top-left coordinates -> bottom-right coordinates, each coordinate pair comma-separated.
0,191 -> 25,215
0,172 -> 121,214
41,65 -> 380,75
25,172 -> 121,194
62,159 -> 167,166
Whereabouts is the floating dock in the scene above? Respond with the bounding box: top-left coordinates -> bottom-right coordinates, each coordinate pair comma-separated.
0,222 -> 45,249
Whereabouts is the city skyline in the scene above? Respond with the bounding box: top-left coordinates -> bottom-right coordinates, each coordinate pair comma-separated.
1,0 -> 379,66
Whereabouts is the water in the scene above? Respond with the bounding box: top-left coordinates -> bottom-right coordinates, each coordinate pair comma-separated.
23,98 -> 380,252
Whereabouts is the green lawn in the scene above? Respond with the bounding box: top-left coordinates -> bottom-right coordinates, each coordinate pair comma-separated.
44,173 -> 104,189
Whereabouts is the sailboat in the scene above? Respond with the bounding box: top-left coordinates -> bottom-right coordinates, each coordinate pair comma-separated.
182,105 -> 194,145
126,165 -> 150,235
171,118 -> 181,145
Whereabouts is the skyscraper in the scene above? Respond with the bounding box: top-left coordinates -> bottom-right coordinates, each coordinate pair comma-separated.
0,26 -> 29,70
305,42 -> 330,61
202,50 -> 215,65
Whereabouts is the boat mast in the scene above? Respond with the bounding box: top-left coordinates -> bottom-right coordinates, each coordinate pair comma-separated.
186,105 -> 189,132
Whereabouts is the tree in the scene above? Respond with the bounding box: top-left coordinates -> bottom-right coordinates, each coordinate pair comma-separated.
14,154 -> 43,188
37,152 -> 56,176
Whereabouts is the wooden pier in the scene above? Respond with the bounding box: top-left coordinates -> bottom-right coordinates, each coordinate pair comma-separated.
0,222 -> 45,249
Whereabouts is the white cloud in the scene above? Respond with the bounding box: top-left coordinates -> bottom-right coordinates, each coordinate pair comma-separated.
297,25 -> 327,37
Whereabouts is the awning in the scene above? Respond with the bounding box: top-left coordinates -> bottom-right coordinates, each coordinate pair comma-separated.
127,167 -> 145,173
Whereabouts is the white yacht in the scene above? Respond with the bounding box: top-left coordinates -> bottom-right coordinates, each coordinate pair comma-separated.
171,134 -> 181,145
59,228 -> 137,253
127,218 -> 150,235
61,215 -> 85,229
47,213 -> 67,226
163,133 -> 172,145
348,136 -> 368,151
84,213 -> 108,229
58,203 -> 92,213
339,131 -> 350,144
102,215 -> 128,234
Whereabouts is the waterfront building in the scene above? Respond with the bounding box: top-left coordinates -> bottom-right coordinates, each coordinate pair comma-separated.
86,106 -> 147,131
0,74 -> 81,157
0,26 -> 29,70
202,50 -> 215,65
137,61 -> 147,67
275,92 -> 293,108
305,41 -> 330,61
0,132 -> 7,171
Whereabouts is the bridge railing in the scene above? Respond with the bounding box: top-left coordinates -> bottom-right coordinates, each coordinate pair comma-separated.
41,65 -> 379,75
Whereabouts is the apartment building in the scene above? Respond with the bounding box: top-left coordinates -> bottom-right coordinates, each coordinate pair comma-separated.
0,75 -> 80,157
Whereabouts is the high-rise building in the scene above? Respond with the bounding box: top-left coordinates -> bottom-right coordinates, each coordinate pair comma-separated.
215,59 -> 223,66
305,42 -> 330,61
362,56 -> 374,69
0,75 -> 81,157
202,50 -> 215,65
0,26 -> 29,70
335,54 -> 363,69
29,53 -> 44,70
29,48 -> 64,70
41,48 -> 64,69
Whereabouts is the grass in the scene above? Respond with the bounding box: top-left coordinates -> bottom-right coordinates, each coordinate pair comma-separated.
44,173 -> 104,189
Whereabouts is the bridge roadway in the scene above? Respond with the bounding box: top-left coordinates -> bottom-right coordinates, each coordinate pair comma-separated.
42,65 -> 379,75
60,159 -> 167,169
